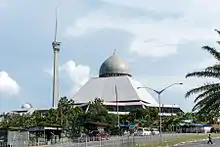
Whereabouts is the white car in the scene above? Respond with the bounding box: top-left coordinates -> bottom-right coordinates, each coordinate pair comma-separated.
137,127 -> 151,136
151,128 -> 159,135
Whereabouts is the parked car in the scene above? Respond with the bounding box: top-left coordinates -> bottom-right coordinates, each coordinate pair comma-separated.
137,127 -> 151,136
88,130 -> 110,141
74,133 -> 90,143
132,130 -> 138,136
151,128 -> 159,135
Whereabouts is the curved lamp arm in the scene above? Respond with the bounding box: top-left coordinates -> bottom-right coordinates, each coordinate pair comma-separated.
137,82 -> 183,95
159,82 -> 183,94
137,86 -> 159,94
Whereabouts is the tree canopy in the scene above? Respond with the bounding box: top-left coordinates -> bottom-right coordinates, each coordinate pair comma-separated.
0,97 -> 193,136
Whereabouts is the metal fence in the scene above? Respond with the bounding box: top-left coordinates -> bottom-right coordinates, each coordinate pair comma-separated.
27,133 -> 200,147
0,131 -> 28,147
0,133 -> 201,147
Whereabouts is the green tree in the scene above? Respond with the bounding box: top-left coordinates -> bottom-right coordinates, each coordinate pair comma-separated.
85,98 -> 109,123
105,114 -> 118,135
31,111 -> 46,126
186,29 -> 220,116
45,108 -> 59,126
127,108 -> 158,127
58,97 -> 75,128
163,112 -> 185,132
135,109 -> 150,127
68,107 -> 84,137
19,114 -> 33,128
0,113 -> 32,128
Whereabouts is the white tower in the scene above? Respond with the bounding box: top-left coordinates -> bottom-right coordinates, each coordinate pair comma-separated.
52,9 -> 61,108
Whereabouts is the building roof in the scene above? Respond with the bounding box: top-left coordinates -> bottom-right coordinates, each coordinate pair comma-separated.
72,76 -> 159,105
99,54 -> 131,77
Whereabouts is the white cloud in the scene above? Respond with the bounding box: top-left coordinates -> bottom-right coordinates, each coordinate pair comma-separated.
0,71 -> 20,96
100,0 -> 220,15
64,0 -> 220,57
45,60 -> 91,95
60,60 -> 90,94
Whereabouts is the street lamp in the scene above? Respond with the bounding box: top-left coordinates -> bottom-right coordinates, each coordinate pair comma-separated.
171,104 -> 175,136
137,82 -> 183,138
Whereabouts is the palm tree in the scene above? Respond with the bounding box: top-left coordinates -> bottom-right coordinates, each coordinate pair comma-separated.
186,29 -> 220,115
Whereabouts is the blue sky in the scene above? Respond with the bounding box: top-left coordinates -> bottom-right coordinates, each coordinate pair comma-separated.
0,0 -> 220,112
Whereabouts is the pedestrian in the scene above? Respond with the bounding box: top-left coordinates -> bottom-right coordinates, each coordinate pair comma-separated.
207,133 -> 213,144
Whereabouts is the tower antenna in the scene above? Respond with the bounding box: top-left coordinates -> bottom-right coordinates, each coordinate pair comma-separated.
54,7 -> 58,42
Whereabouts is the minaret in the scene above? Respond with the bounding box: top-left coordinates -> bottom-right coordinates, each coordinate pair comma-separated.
52,9 -> 61,108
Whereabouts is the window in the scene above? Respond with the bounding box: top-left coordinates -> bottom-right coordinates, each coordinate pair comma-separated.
106,105 -> 143,112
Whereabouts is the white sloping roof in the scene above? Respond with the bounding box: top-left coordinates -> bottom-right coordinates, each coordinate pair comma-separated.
128,77 -> 159,105
72,76 -> 158,105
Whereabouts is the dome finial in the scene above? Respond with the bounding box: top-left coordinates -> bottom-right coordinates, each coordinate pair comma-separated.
113,48 -> 116,55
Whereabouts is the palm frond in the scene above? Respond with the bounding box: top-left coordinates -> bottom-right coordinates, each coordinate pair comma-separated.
193,83 -> 220,102
214,29 -> 220,35
192,91 -> 220,112
202,46 -> 220,61
193,92 -> 220,111
186,71 -> 220,79
185,83 -> 220,98
205,64 -> 220,72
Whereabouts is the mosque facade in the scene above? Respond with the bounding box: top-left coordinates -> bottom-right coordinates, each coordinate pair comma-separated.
72,53 -> 183,116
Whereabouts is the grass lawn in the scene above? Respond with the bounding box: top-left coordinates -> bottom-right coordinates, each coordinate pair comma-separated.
140,134 -> 220,147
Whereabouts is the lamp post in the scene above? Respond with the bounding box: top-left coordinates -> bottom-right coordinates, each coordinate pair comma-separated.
115,85 -> 120,128
171,104 -> 175,136
115,85 -> 120,135
137,82 -> 183,139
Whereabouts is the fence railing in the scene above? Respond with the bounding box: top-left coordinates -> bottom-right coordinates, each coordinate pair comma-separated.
32,133 -> 199,147
0,133 -> 202,147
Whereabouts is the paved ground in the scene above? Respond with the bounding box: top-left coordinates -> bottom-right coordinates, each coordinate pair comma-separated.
177,139 -> 220,147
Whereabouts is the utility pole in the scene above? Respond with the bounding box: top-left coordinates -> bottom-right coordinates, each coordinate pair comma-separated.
115,86 -> 120,134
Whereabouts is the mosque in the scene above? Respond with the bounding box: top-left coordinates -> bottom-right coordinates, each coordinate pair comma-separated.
3,52 -> 182,116
72,52 -> 183,116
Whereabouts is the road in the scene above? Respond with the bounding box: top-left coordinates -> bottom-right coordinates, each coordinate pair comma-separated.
176,139 -> 220,147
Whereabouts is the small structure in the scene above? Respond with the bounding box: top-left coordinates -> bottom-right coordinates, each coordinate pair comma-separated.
177,123 -> 211,133
120,124 -> 138,130
120,123 -> 139,135
21,103 -> 33,109
0,127 -> 28,147
28,126 -> 62,146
